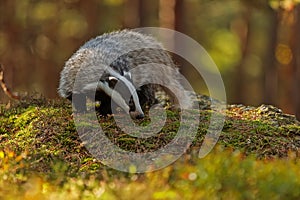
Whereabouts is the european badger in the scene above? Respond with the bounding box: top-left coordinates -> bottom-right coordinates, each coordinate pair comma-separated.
58,30 -> 190,119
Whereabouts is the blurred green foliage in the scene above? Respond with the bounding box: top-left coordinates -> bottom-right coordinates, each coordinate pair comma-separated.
1,146 -> 300,199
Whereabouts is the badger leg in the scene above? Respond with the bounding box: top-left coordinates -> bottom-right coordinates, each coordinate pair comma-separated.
95,91 -> 113,116
136,85 -> 158,110
70,93 -> 87,112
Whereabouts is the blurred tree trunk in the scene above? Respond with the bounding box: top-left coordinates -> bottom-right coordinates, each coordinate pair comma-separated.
173,0 -> 188,83
263,6 -> 279,105
0,0 -> 29,99
293,5 -> 300,120
138,0 -> 153,27
159,0 -> 175,29
123,0 -> 140,28
124,0 -> 158,27
158,0 -> 185,31
161,0 -> 190,81
174,0 -> 184,32
233,7 -> 252,103
159,0 -> 186,31
80,0 -> 99,37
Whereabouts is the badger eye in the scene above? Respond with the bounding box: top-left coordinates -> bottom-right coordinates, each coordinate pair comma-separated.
108,76 -> 118,88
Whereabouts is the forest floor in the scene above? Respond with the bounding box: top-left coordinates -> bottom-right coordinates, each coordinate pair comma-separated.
0,95 -> 300,199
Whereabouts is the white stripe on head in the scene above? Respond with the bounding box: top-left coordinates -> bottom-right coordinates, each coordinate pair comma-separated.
108,76 -> 118,81
83,81 -> 130,114
106,67 -> 144,116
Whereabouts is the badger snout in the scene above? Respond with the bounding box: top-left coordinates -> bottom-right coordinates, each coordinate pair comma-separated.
130,111 -> 144,119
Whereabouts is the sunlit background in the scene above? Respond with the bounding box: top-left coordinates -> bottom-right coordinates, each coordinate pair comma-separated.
0,0 -> 299,119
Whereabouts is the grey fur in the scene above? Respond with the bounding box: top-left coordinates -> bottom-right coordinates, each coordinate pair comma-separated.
58,30 -> 191,117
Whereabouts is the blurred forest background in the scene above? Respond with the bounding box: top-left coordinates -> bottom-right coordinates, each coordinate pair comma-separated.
0,0 -> 299,119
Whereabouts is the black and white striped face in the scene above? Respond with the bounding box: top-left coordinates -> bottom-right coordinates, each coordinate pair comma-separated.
83,68 -> 144,119
106,70 -> 144,119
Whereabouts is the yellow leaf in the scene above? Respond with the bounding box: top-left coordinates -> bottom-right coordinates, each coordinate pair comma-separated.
8,151 -> 14,158
0,151 -> 4,159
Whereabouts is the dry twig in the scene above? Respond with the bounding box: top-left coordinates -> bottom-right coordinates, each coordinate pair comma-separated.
0,64 -> 20,100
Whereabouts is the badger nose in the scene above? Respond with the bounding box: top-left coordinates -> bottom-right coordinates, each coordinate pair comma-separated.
135,113 -> 144,119
129,111 -> 144,119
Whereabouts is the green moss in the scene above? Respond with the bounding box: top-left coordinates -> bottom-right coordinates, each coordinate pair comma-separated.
0,97 -> 300,199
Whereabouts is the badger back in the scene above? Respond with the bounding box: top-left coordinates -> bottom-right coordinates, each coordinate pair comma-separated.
58,30 -> 176,98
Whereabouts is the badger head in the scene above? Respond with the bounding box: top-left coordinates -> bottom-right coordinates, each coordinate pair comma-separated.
82,67 -> 144,119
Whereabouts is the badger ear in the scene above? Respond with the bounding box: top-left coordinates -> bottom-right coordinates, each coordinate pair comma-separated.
108,76 -> 118,88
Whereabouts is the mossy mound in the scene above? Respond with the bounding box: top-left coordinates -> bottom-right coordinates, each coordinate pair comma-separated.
0,96 -> 300,199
